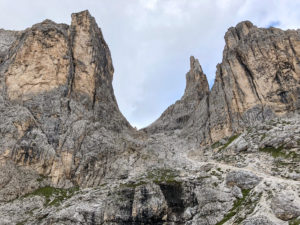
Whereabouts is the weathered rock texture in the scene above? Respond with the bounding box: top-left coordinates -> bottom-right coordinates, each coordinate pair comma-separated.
0,10 -> 299,225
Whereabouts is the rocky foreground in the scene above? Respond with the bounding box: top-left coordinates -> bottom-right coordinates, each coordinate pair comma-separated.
0,10 -> 299,225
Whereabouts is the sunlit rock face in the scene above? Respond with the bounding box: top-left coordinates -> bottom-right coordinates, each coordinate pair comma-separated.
208,21 -> 300,141
0,10 -> 299,225
0,10 -> 132,190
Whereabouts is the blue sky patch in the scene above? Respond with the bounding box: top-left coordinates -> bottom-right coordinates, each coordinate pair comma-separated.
267,20 -> 281,28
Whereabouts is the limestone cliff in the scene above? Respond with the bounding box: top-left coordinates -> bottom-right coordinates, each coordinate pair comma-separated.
0,10 -> 133,192
209,21 -> 300,141
0,11 -> 299,225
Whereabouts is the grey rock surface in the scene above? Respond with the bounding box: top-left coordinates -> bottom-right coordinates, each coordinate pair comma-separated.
0,29 -> 18,64
243,216 -> 276,225
226,170 -> 262,189
271,191 -> 300,221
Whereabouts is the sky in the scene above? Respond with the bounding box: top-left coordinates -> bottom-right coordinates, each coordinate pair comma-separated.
0,0 -> 300,128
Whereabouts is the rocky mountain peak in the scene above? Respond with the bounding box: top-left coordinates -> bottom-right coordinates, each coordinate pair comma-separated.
70,10 -> 115,103
183,56 -> 209,101
208,20 -> 300,141
145,56 -> 209,133
189,55 -> 203,73
71,10 -> 93,25
147,20 -> 300,143
0,10 -> 131,188
224,20 -> 254,49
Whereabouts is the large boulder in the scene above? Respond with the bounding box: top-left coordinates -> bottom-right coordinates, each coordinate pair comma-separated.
226,170 -> 262,189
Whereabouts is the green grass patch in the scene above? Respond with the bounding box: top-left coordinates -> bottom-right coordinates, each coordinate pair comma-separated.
36,175 -> 47,182
259,145 -> 298,159
216,189 -> 251,225
120,169 -> 182,190
234,192 -> 262,224
211,141 -> 222,149
24,186 -> 79,207
16,221 -> 27,225
120,181 -> 147,189
281,120 -> 291,125
290,218 -> 300,225
219,134 -> 240,151
146,168 -> 180,185
259,145 -> 285,158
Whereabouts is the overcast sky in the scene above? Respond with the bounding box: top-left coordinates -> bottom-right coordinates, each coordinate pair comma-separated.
0,0 -> 299,128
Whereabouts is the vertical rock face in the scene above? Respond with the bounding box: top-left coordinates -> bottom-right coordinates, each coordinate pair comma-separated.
208,21 -> 300,141
0,10 -> 132,190
70,11 -> 115,107
5,21 -> 70,101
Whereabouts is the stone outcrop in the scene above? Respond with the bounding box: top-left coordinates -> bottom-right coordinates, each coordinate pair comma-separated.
271,191 -> 300,221
0,10 -> 299,225
225,170 -> 262,190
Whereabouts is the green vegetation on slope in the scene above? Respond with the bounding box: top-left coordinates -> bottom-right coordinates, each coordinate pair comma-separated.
259,145 -> 298,159
119,168 -> 181,189
146,168 -> 181,184
289,218 -> 300,225
216,189 -> 251,225
218,134 -> 240,151
24,186 -> 79,207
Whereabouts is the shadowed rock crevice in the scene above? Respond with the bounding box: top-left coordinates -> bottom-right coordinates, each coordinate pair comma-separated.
159,183 -> 185,214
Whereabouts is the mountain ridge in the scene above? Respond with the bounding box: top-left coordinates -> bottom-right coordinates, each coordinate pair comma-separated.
0,10 -> 299,225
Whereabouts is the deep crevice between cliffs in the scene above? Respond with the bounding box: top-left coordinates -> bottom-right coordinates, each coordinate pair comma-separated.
65,24 -> 76,114
218,65 -> 233,131
205,95 -> 213,143
225,58 -> 243,126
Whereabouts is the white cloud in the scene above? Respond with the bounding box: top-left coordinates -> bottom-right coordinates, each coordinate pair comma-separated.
0,0 -> 299,128
140,0 -> 158,10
